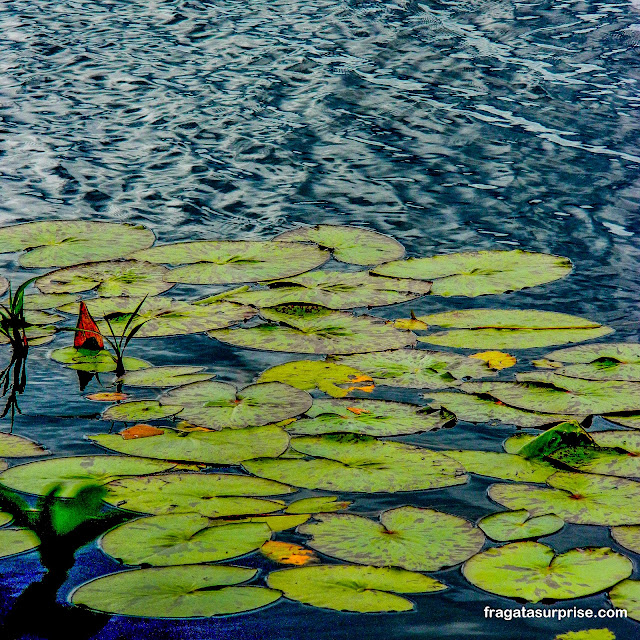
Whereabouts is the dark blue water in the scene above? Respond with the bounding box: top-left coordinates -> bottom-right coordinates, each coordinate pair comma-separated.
1,0 -> 640,638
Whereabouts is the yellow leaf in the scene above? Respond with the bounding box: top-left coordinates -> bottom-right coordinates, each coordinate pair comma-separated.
86,392 -> 129,402
260,540 -> 319,566
176,421 -> 214,432
390,318 -> 429,331
470,351 -> 516,370
120,424 -> 165,440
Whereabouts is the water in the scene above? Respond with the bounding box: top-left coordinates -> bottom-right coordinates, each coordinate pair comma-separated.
0,0 -> 640,638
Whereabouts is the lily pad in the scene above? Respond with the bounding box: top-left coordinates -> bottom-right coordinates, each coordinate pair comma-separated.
0,326 -> 57,347
372,250 -> 572,297
335,349 -> 494,389
489,471 -> 640,525
102,401 -> 183,423
70,565 -> 281,618
611,525 -> 640,554
0,220 -> 155,268
289,398 -> 454,436
267,565 -> 445,613
0,512 -> 13,527
554,630 -> 615,640
244,434 -> 467,493
133,240 -> 329,284
546,343 -> 640,364
462,542 -> 631,603
209,311 -> 416,355
260,540 -> 319,566
591,431 -> 640,453
100,514 -> 272,566
602,414 -> 640,429
20,293 -> 79,310
0,528 -> 40,558
161,381 -> 312,430
609,579 -> 640,622
285,496 -> 350,514
225,514 -> 310,532
0,455 -> 175,497
104,473 -> 293,517
257,360 -> 373,398
226,271 -> 431,310
424,391 -> 578,428
50,346 -> 150,373
443,450 -> 556,483
118,366 -> 214,388
89,425 -> 290,465
36,261 -> 174,297
0,433 -> 49,458
299,507 -> 484,571
275,225 -> 405,266
478,510 -> 564,541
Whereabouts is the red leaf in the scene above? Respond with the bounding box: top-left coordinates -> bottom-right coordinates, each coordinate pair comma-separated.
74,302 -> 104,350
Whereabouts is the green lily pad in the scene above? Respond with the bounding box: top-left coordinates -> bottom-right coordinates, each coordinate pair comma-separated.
0,512 -> 13,527
244,433 -> 467,493
118,366 -> 214,388
0,455 -> 175,497
102,400 -> 183,422
372,250 -> 572,297
602,414 -> 640,429
478,510 -> 564,541
548,448 -> 640,479
226,271 -> 431,310
133,240 -> 329,284
0,433 -> 49,458
555,362 -> 640,382
509,421 -> 594,459
0,325 -> 57,347
462,542 -> 631,603
335,349 -> 494,389
20,293 -> 79,310
424,391 -> 578,428
267,565 -> 445,613
275,225 -> 405,266
554,630 -> 615,640
225,514 -> 310,532
546,343 -> 640,363
209,311 -> 416,355
443,450 -> 557,483
0,528 -> 40,558
288,399 -> 453,437
36,261 -> 174,297
611,525 -> 640,554
284,496 -> 350,514
256,360 -> 373,398
0,221 -> 156,268
70,565 -> 281,618
299,507 -> 484,571
100,514 -> 272,566
591,431 -> 640,453
104,473 -> 293,517
22,310 -> 64,325
50,346 -> 150,373
489,471 -> 640,525
161,381 -> 312,430
609,579 -> 640,622
89,425 -> 290,465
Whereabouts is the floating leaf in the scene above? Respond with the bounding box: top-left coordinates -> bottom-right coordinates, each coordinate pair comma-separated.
260,540 -> 319,566
602,413 -> 640,429
0,529 -> 40,558
285,496 -> 351,514
372,250 -> 572,296
391,316 -> 429,331
591,431 -> 640,453
267,565 -> 445,613
609,579 -> 640,622
0,220 -> 155,268
336,349 -> 494,389
23,309 -> 64,325
70,565 -> 281,618
554,630 -> 615,640
546,343 -> 640,364
210,311 -> 416,355
462,542 -> 631,603
90,425 -> 290,465
36,261 -> 173,297
288,399 -> 453,436
102,400 -> 183,422
226,271 -> 431,310
100,514 -> 272,566
245,434 -> 467,493
443,450 -> 556,483
86,392 -> 129,402
299,507 -> 484,571
120,424 -> 164,439
470,351 -> 516,370
161,381 -> 312,430
0,433 -> 49,458
225,514 -> 310,532
0,512 -> 12,527
0,326 -> 56,347
511,421 -> 594,459
118,366 -> 214,388
257,360 -> 373,398
19,293 -> 79,310
50,346 -> 149,373
133,240 -> 329,284
611,525 -> 640,554
478,510 -> 564,541
489,471 -> 640,525
0,455 -> 175,497
104,472 -> 292,517
275,224 -> 405,266
424,391 -> 578,428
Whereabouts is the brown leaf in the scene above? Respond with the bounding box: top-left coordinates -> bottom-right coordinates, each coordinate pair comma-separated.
86,392 -> 129,402
120,424 -> 165,440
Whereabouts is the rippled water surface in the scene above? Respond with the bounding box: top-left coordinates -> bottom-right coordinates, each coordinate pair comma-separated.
1,0 -> 640,638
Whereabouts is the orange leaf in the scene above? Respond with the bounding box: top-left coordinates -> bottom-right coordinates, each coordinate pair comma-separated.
120,424 -> 165,440
344,374 -> 375,394
75,302 -> 104,350
346,407 -> 372,415
86,392 -> 129,402
260,541 -> 319,566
